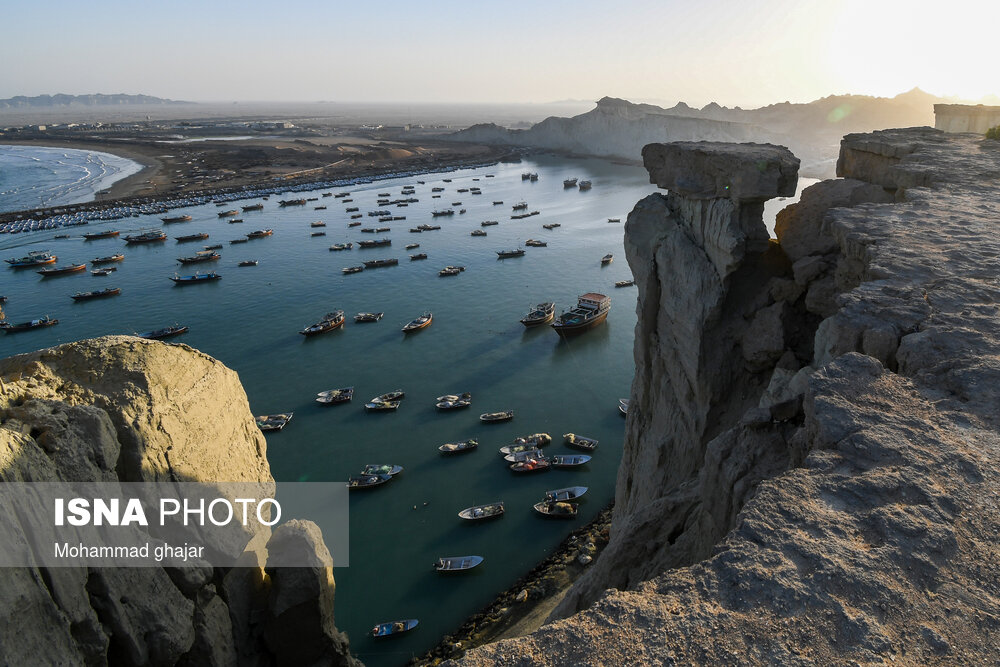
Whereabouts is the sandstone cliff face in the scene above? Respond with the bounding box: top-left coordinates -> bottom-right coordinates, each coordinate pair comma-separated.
0,336 -> 357,667
455,130 -> 1000,664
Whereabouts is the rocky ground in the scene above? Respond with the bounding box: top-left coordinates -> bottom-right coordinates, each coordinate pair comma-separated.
452,130 -> 1000,665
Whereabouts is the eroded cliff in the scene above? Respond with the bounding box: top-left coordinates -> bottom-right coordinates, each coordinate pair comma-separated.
454,130 -> 1000,664
0,336 -> 358,666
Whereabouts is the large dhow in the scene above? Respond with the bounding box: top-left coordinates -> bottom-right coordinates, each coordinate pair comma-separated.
6,250 -> 57,268
551,293 -> 611,336
124,231 -> 167,244
300,310 -> 345,336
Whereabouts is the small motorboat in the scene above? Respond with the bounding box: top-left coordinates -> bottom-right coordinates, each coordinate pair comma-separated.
520,302 -> 555,327
138,325 -> 188,340
91,268 -> 117,276
619,398 -> 630,416
542,223 -> 561,230
329,243 -> 353,251
504,449 -> 543,463
578,180 -> 592,190
608,217 -> 621,223
544,486 -> 588,502
510,456 -> 551,473
170,272 -> 221,285
458,502 -> 504,521
499,434 -> 552,455
361,464 -> 404,476
410,253 -> 428,261
436,392 -> 471,403
480,411 -> 513,423
435,556 -> 484,572
492,200 -> 503,205
348,221 -> 362,227
370,619 -> 418,638
402,313 -> 432,333
256,413 -> 293,432
38,263 -> 86,276
342,266 -> 364,274
365,401 -> 400,412
217,210 -> 239,218
71,287 -> 120,301
471,229 -> 487,236
533,500 -> 578,518
310,221 -> 327,227
439,439 -> 478,454
242,204 -> 264,211
316,387 -> 354,405
563,178 -> 578,188
229,238 -> 249,244
311,231 -> 326,237
564,433 -> 599,451
354,312 -> 383,323
82,230 -> 120,239
348,473 -> 393,489
615,280 -> 635,288
238,260 -> 259,267
550,454 -> 592,467
300,311 -> 346,336
204,244 -> 223,250
481,220 -> 498,227
91,254 -> 125,265
439,266 -> 465,276
524,239 -> 547,247
436,398 -> 471,410
1,316 -> 58,333
228,218 -> 244,224
601,253 -> 614,265
371,390 -> 405,403
496,249 -> 525,259
405,243 -> 420,250
246,229 -> 273,239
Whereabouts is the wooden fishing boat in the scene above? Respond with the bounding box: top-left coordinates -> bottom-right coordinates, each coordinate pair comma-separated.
564,433 -> 599,451
619,398 -> 629,416
364,258 -> 398,268
246,229 -> 273,239
354,312 -> 383,322
510,456 -> 551,473
544,486 -> 588,502
91,254 -> 124,265
161,215 -> 192,223
83,229 -> 120,239
405,243 -> 420,250
417,224 -> 440,231
204,244 -> 223,250
439,439 -> 478,454
328,243 -> 354,251
361,464 -> 403,476
563,178 -> 578,187
242,204 -> 264,211
520,302 -> 555,327
496,249 -> 525,259
551,293 -> 611,336
365,400 -> 400,412
480,410 -> 513,423
347,473 -> 393,489
402,313 -> 432,333
436,392 -> 471,403
471,229 -> 487,236
342,266 -> 364,274
1,316 -> 58,333
138,325 -> 188,340
370,619 -> 418,637
229,238 -> 249,244
608,218 -> 621,223
6,251 -> 56,267
358,238 -> 391,248
371,390 -> 405,403
311,232 -> 326,237
499,433 -> 552,455
279,199 -> 307,207
512,202 -> 528,211
170,272 -> 221,284
177,251 -> 220,264
217,210 -> 239,218
435,556 -> 484,572
615,280 -> 635,287
256,413 -> 293,432
71,287 -> 120,301
533,500 -> 578,518
348,221 -> 362,227
300,310 -> 345,336
601,253 -> 614,265
458,502 -> 504,521
542,223 -> 561,230
91,268 -> 116,276
410,253 -> 428,261
436,398 -> 471,410
38,263 -> 86,276
504,449 -> 543,463
238,260 -> 258,267
550,454 -> 592,467
524,239 -> 547,247
310,221 -> 327,228
431,209 -> 455,217
439,266 -> 465,276
175,233 -> 209,243
124,231 -> 167,244
481,220 -> 499,227
578,180 -> 592,190
316,387 -> 353,405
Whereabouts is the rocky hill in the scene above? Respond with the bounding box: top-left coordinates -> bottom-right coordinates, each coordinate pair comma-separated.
445,91 -> 942,178
0,336 -> 358,666
452,130 -> 1000,665
0,93 -> 188,109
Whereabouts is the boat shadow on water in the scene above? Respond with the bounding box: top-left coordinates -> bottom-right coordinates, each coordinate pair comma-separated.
551,320 -> 611,357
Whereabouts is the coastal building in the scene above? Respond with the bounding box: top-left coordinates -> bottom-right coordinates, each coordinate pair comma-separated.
934,104 -> 1000,134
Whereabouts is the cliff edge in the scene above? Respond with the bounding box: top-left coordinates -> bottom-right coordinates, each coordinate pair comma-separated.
454,130 -> 1000,665
0,336 -> 358,666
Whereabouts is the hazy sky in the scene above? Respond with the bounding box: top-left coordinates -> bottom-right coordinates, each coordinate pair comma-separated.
2,0 -> 996,107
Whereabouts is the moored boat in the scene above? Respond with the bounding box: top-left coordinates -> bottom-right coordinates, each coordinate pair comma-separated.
551,293 -> 611,336
175,233 -> 210,243
256,413 -> 293,432
279,199 -> 307,207
7,251 -> 57,268
524,239 -> 547,247
246,229 -> 273,239
124,231 -> 167,244
499,433 -> 552,455
342,266 -> 364,274
218,210 -> 239,218
544,486 -> 588,502
564,432 -> 599,451
520,302 -> 555,327
329,243 -> 353,251
363,258 -> 398,268
480,410 -> 513,423
365,400 -> 400,412
1,316 -> 58,333
238,260 -> 258,267
91,254 -> 124,265
619,398 -> 629,416
316,387 -> 354,405
435,556 -> 484,572
615,280 -> 635,287
229,238 -> 248,244
471,229 -> 487,236
510,456 -> 551,473
578,180 -> 592,190
563,178 -> 578,187
608,217 -> 621,223
601,253 -> 614,265
71,287 -> 120,301
354,312 -> 383,322
91,268 -> 116,276
358,238 -> 391,248
405,243 -> 420,250
439,439 -> 478,454
300,310 -> 345,336
371,390 -> 405,403
348,473 -> 393,489
533,500 -> 578,518
38,263 -> 86,276
177,251 -> 220,264
550,454 -> 592,467
410,253 -> 428,261
161,215 -> 192,223
242,204 -> 264,211
542,223 -> 561,230
438,265 -> 464,276
458,502 -> 504,521
496,248 -> 525,259
402,312 -> 432,333
436,398 -> 471,410
170,271 -> 221,284
138,324 -> 188,340
370,619 -> 418,637
83,229 -> 120,239
512,202 -> 528,211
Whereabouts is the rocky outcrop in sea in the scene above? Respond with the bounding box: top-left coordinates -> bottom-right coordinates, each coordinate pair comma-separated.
453,128 -> 1000,664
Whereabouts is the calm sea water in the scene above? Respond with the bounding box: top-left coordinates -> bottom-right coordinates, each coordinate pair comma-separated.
0,154 -> 810,665
0,145 -> 143,213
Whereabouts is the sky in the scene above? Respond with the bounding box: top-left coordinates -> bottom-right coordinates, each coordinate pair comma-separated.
2,0 -> 997,108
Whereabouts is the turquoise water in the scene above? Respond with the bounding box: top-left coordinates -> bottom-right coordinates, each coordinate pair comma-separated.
1,155 -> 654,665
0,145 -> 144,213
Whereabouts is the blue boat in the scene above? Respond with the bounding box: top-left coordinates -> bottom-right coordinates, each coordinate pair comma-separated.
370,619 -> 418,638
170,272 -> 221,284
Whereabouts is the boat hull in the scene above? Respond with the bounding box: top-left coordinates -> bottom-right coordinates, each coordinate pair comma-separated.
551,308 -> 609,336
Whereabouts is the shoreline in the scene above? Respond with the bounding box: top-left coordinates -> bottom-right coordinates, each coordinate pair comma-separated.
411,505 -> 613,666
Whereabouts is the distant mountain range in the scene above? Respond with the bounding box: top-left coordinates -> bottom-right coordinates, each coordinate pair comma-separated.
446,89 -> 946,178
0,94 -> 190,109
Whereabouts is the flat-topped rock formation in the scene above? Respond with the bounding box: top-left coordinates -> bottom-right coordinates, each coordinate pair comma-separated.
453,129 -> 1000,665
0,336 -> 358,666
